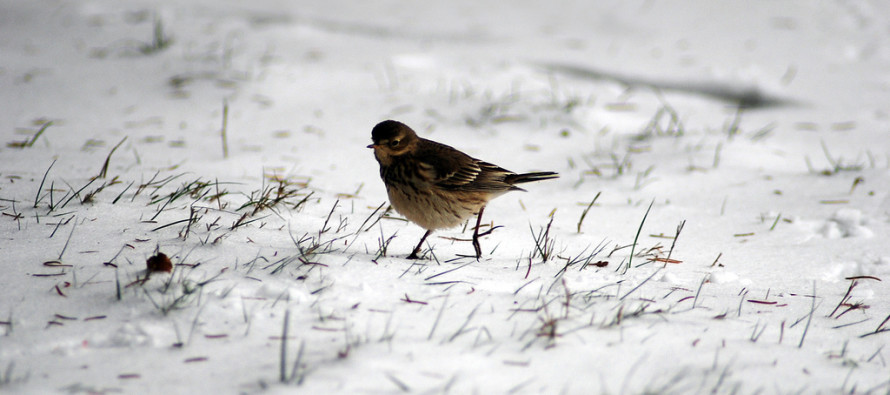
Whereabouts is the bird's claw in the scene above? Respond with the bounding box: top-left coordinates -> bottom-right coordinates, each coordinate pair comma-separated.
472,225 -> 502,260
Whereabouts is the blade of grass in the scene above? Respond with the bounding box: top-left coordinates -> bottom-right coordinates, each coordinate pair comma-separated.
280,309 -> 289,383
221,100 -> 229,159
98,137 -> 127,179
428,294 -> 449,341
799,281 -> 816,348
576,192 -> 601,233
624,199 -> 654,274
58,218 -> 78,261
34,159 -> 56,208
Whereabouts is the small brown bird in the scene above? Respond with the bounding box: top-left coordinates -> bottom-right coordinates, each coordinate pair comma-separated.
368,120 -> 558,259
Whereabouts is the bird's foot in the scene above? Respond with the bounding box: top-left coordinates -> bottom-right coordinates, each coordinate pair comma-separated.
476,225 -> 502,238
472,236 -> 481,260
471,225 -> 502,260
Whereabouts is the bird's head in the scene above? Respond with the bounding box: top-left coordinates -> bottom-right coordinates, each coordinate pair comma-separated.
367,120 -> 418,161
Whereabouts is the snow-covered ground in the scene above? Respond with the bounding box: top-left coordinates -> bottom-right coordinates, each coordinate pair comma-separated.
2,0 -> 889,393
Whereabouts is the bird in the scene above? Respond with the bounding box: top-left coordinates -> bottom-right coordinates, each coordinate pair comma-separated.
367,120 -> 558,259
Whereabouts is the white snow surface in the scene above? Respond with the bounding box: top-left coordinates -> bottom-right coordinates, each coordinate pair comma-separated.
2,0 -> 890,393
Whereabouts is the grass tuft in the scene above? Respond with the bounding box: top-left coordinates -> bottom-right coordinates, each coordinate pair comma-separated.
33,160 -> 56,208
529,215 -> 556,262
637,103 -> 685,139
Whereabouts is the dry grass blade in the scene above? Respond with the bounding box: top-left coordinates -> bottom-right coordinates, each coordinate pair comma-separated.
33,160 -> 56,208
428,294 -> 449,341
620,268 -> 663,301
530,215 -> 556,262
237,178 -> 307,217
57,217 -> 78,261
799,281 -> 816,348
8,121 -> 52,148
280,309 -> 289,383
664,220 -> 685,266
221,100 -> 229,159
139,15 -> 173,55
576,192 -> 601,233
624,199 -> 654,273
97,137 -> 127,179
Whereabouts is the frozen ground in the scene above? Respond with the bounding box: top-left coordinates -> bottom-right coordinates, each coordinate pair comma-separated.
1,0 -> 889,393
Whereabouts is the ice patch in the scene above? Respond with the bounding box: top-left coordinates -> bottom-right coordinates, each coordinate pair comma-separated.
817,209 -> 873,238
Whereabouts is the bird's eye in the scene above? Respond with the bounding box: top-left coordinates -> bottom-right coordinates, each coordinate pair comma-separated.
389,139 -> 400,148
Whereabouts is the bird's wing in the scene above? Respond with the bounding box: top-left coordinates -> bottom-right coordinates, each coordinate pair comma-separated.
415,139 -> 515,192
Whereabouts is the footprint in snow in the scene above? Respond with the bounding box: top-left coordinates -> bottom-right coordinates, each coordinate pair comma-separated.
817,208 -> 873,239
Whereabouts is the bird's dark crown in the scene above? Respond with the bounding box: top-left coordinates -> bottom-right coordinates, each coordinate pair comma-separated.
371,120 -> 416,145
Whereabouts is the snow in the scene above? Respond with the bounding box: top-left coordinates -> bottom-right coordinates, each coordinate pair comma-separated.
1,0 -> 889,393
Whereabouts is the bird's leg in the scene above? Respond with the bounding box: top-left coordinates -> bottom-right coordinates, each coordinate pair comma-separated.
407,229 -> 432,260
470,206 -> 504,260
471,206 -> 504,260
472,207 -> 486,260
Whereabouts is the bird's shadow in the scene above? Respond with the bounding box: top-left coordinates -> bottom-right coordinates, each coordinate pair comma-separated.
540,62 -> 799,110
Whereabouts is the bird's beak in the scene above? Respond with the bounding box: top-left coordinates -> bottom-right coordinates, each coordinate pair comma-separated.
367,144 -> 376,149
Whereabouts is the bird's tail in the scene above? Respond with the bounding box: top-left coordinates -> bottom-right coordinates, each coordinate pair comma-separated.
505,172 -> 559,185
